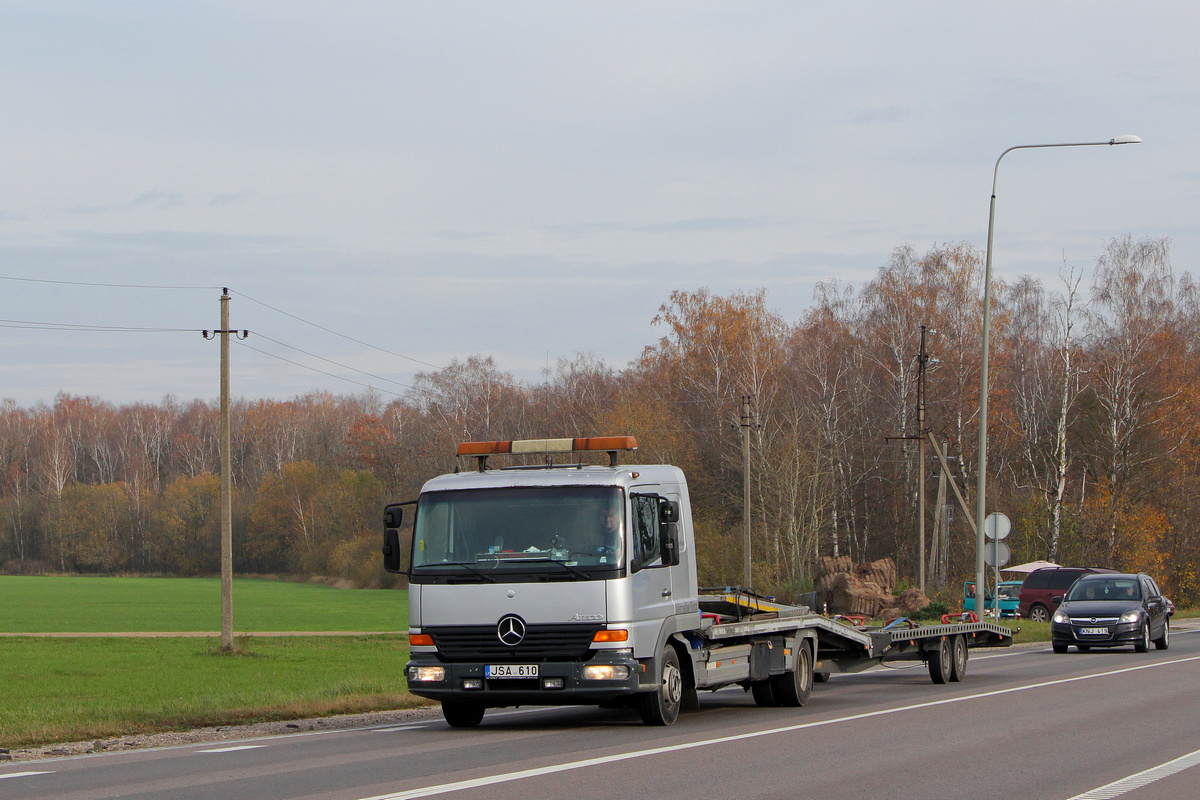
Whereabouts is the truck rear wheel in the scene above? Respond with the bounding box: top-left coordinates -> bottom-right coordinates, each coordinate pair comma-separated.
927,637 -> 952,684
949,635 -> 968,682
442,700 -> 485,728
751,680 -> 777,707
770,640 -> 813,707
639,646 -> 683,726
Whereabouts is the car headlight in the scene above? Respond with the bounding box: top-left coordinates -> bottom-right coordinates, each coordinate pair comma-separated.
1052,610 -> 1071,625
1120,610 -> 1141,624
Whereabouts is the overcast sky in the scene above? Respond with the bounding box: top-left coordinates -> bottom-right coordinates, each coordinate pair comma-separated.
0,2 -> 1196,405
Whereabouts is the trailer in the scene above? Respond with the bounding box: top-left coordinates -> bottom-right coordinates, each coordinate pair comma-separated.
383,436 -> 1014,727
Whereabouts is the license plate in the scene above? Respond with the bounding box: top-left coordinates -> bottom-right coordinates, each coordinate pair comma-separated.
485,664 -> 538,678
1080,627 -> 1109,636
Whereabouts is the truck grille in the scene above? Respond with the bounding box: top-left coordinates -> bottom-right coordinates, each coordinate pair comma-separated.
426,623 -> 602,662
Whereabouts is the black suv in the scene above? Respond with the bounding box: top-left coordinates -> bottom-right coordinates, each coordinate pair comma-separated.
1018,566 -> 1117,622
1050,573 -> 1172,653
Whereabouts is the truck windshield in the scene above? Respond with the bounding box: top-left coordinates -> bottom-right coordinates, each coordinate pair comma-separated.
412,486 -> 624,578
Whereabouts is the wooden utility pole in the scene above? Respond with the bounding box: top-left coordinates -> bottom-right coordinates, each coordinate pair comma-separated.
204,289 -> 247,652
929,439 -> 950,587
916,326 -> 929,591
886,326 -> 935,592
740,395 -> 755,588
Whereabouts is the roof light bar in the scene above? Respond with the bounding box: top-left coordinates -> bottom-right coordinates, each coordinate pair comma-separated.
457,436 -> 638,470
456,436 -> 637,457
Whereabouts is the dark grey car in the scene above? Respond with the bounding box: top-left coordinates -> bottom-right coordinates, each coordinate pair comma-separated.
1050,573 -> 1171,654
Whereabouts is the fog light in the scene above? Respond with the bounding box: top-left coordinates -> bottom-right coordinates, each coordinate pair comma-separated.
583,664 -> 630,681
462,678 -> 483,690
542,677 -> 564,690
407,666 -> 446,682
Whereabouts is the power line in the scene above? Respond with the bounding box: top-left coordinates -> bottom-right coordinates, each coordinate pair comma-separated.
230,289 -> 443,370
0,317 -> 201,333
0,274 -> 219,291
249,331 -> 415,391
236,340 -> 405,398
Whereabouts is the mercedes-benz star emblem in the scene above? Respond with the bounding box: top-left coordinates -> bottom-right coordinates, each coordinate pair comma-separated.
497,615 -> 526,646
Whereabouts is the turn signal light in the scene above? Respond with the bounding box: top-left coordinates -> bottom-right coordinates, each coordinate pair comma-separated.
409,634 -> 434,647
592,629 -> 629,643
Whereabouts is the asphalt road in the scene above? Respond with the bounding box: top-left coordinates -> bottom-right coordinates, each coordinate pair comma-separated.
6,629 -> 1200,800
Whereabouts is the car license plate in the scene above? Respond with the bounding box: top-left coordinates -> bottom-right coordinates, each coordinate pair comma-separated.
1080,627 -> 1109,636
485,664 -> 538,678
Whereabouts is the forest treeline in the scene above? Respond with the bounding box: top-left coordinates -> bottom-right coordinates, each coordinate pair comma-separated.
2,235 -> 1198,603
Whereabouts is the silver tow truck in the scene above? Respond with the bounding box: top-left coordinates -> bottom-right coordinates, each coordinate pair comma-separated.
382,436 -> 1013,727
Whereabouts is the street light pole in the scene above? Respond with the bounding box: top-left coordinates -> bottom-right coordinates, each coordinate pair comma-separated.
974,136 -> 1141,618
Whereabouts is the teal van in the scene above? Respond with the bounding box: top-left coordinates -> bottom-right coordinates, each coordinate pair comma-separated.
963,580 -> 1023,617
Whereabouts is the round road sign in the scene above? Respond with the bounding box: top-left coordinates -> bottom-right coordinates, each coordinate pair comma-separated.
984,511 -> 1011,540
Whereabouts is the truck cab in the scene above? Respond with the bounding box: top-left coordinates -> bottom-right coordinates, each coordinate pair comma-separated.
385,437 -> 699,727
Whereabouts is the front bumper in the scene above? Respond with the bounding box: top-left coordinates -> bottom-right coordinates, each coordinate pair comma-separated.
405,656 -> 644,707
1051,621 -> 1142,648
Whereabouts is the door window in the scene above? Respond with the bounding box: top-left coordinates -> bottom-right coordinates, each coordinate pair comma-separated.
631,494 -> 662,571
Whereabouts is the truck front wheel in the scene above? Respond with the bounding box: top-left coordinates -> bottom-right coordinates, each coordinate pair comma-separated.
639,646 -> 683,726
771,640 -> 813,707
442,700 -> 485,728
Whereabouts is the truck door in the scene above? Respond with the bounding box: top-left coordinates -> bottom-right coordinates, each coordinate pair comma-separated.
630,490 -> 676,624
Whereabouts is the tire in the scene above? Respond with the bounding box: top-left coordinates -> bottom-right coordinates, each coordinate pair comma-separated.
1155,619 -> 1170,650
949,635 -> 968,682
771,640 -> 814,707
751,680 -> 777,707
639,646 -> 683,726
1052,642 -> 1068,654
1029,605 -> 1049,623
1135,622 -> 1151,653
927,637 -> 952,684
441,700 -> 485,728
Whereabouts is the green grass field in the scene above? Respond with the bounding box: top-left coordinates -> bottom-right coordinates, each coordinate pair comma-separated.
0,575 -> 407,633
0,635 -> 421,748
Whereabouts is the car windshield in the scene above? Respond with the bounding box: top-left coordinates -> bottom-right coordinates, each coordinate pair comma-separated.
412,485 -> 624,577
997,584 -> 1021,599
1066,578 -> 1141,602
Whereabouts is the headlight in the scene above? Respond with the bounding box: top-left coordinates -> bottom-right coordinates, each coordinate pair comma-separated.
407,665 -> 446,682
583,664 -> 631,681
1120,610 -> 1141,624
1052,610 -> 1071,625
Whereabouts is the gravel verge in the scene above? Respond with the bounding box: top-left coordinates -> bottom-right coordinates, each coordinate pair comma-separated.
1,705 -> 443,764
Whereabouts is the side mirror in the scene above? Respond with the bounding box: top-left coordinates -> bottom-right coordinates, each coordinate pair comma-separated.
659,500 -> 680,524
1051,596 -> 1063,606
383,529 -> 402,573
660,522 -> 680,567
382,501 -> 415,574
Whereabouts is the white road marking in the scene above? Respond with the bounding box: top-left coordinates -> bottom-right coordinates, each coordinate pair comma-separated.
0,771 -> 53,779
196,745 -> 267,753
371,726 -> 426,732
1065,746 -> 1200,799
357,653 -> 1200,800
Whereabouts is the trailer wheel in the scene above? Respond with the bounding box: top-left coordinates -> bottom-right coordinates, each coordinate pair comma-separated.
771,640 -> 813,707
639,646 -> 683,726
927,637 -> 952,684
441,701 -> 485,728
949,635 -> 968,682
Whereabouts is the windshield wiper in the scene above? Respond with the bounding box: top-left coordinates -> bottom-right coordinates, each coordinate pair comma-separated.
525,557 -> 592,580
418,561 -> 497,583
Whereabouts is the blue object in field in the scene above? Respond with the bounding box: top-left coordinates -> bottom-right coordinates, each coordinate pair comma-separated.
963,580 -> 1023,617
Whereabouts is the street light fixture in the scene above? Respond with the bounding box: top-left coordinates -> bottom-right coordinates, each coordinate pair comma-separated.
973,135 -> 1142,618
